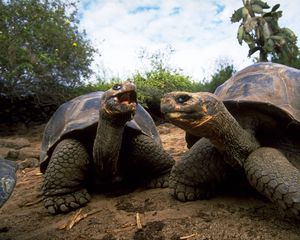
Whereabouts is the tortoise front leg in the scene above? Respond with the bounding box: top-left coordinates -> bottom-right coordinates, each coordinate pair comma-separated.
245,147 -> 300,219
122,133 -> 175,188
169,138 -> 234,201
43,139 -> 91,214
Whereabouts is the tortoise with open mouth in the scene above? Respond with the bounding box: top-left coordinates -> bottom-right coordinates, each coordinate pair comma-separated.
161,62 -> 300,218
40,81 -> 174,214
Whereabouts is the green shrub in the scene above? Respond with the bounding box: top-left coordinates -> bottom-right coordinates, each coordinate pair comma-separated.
0,0 -> 96,106
134,70 -> 193,102
132,67 -> 195,118
71,79 -> 119,96
201,63 -> 236,93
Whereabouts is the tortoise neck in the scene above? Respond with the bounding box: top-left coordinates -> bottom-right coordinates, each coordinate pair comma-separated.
195,105 -> 260,167
93,114 -> 125,179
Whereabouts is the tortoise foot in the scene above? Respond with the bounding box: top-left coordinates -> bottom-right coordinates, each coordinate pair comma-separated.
44,189 -> 91,214
169,178 -> 212,202
245,147 -> 300,219
147,173 -> 170,188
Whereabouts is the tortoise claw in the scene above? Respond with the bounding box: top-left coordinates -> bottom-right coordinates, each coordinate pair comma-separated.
146,173 -> 170,188
169,179 -> 212,202
44,189 -> 91,214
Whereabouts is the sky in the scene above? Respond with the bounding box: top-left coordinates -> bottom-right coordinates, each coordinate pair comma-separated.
77,0 -> 300,82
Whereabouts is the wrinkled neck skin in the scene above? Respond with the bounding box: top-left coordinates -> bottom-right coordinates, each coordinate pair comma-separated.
93,111 -> 125,181
190,105 -> 260,167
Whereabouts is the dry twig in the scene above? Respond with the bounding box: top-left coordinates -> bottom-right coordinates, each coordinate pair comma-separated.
59,208 -> 102,230
136,212 -> 142,230
180,233 -> 198,239
24,197 -> 43,206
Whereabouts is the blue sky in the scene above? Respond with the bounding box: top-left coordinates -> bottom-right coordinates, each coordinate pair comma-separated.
78,0 -> 300,82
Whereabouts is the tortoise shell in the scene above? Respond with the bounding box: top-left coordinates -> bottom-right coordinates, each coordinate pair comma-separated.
214,62 -> 300,126
0,159 -> 17,207
40,91 -> 161,173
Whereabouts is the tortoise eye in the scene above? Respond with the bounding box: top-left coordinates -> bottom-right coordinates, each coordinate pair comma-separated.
176,95 -> 190,104
112,84 -> 122,90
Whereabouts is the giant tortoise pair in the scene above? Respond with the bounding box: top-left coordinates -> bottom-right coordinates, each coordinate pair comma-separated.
23,62 -> 298,219
2,82 -> 174,211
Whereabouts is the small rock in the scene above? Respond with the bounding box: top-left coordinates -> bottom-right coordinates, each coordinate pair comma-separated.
18,158 -> 39,169
0,147 -> 10,158
18,147 -> 40,160
0,138 -> 30,149
7,149 -> 19,160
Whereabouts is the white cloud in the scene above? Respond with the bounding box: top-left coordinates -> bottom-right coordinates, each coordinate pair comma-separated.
78,0 -> 300,82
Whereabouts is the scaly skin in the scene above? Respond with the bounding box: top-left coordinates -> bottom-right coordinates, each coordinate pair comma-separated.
43,139 -> 91,214
121,132 -> 174,188
169,138 -> 233,201
43,133 -> 174,214
245,148 -> 300,218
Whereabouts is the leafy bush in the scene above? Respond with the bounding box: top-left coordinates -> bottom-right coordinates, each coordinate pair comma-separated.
134,69 -> 192,100
71,78 -> 120,96
131,48 -> 195,117
132,52 -> 235,118
0,0 -> 96,106
134,69 -> 194,117
196,63 -> 236,93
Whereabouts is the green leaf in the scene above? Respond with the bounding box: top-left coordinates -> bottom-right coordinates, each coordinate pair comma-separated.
271,4 -> 280,12
251,0 -> 270,9
242,7 -> 249,19
271,10 -> 282,20
262,22 -> 271,38
243,32 -> 255,46
262,12 -> 272,17
267,19 -> 279,31
237,25 -> 245,45
265,38 -> 274,52
270,35 -> 284,41
231,7 -> 243,22
252,4 -> 263,14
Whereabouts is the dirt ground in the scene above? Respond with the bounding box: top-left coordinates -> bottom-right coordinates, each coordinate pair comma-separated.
0,123 -> 299,240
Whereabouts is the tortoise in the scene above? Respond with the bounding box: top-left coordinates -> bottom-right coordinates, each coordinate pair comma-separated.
161,62 -> 300,218
0,158 -> 17,207
40,81 -> 174,214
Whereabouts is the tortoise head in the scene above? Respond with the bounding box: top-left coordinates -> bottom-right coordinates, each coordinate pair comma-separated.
101,81 -> 137,125
161,91 -> 225,136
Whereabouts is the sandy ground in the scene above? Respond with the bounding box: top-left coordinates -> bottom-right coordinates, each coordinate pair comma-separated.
0,123 -> 299,240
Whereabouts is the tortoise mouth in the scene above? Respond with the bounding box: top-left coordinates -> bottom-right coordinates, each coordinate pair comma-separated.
165,110 -> 213,130
114,90 -> 137,105
165,111 -> 201,121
